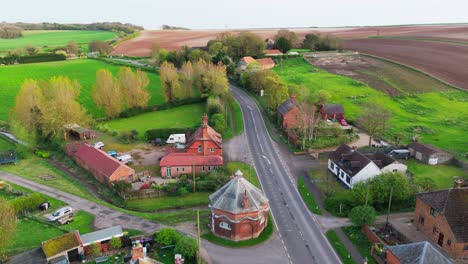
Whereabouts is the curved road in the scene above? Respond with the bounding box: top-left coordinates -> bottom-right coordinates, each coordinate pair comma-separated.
230,85 -> 341,264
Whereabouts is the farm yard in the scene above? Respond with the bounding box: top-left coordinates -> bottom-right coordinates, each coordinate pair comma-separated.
275,58 -> 468,155
0,59 -> 162,121
0,30 -> 117,53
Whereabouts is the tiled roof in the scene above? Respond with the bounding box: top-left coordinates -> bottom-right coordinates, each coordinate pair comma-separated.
80,226 -> 123,246
74,143 -> 129,178
240,56 -> 256,64
408,142 -> 443,156
186,120 -> 222,149
387,241 -> 453,264
329,144 -> 372,176
264,49 -> 283,55
209,170 -> 269,214
321,104 -> 344,115
277,96 -> 298,115
256,58 -> 275,66
41,231 -> 82,258
417,187 -> 468,242
160,153 -> 223,166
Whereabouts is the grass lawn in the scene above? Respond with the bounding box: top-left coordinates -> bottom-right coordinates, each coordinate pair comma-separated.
60,210 -> 95,234
325,230 -> 357,264
226,162 -> 260,188
0,135 -> 15,150
0,30 -> 117,52
342,226 -> 377,264
102,103 -> 205,137
125,192 -> 210,212
298,176 -> 322,215
274,58 -> 468,155
232,99 -> 244,135
0,59 -> 162,121
406,160 -> 467,189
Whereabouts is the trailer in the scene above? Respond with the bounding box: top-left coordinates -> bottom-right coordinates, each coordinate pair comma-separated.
0,150 -> 17,165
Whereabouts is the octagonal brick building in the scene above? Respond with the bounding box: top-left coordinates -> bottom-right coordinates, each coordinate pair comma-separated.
209,170 -> 270,241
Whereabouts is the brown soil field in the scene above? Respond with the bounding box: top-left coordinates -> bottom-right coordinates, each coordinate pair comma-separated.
343,38 -> 468,90
307,54 -> 455,96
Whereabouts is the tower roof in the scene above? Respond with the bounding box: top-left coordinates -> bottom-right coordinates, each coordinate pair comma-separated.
209,170 -> 269,214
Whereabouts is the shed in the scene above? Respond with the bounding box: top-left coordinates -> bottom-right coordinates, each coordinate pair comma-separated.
320,104 -> 344,120
64,124 -> 97,141
407,142 -> 453,165
41,231 -> 83,263
81,226 -> 124,254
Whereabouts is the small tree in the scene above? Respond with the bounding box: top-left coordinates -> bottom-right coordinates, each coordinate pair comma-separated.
0,198 -> 16,257
349,205 -> 377,226
113,181 -> 132,197
357,102 -> 392,147
110,237 -> 122,250
175,236 -> 198,259
155,228 -> 183,246
89,242 -> 101,257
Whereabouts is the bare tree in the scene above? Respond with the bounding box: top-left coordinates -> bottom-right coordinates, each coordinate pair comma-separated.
357,102 -> 392,147
297,101 -> 320,150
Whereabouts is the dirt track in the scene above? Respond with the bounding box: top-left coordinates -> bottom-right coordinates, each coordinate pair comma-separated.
344,38 -> 468,90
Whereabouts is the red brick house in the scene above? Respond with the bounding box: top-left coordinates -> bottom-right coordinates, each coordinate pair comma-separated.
320,104 -> 344,120
209,170 -> 270,241
160,115 -> 223,177
277,94 -> 299,129
413,181 -> 468,261
65,143 -> 135,185
386,241 -> 453,264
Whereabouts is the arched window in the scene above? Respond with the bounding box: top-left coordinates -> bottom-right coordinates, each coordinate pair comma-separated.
219,221 -> 231,230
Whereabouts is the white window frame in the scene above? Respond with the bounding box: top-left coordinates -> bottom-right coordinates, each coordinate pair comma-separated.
219,221 -> 231,230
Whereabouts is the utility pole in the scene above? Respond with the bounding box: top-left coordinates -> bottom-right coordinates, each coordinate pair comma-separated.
365,184 -> 370,206
386,186 -> 394,225
192,161 -> 196,193
197,209 -> 201,264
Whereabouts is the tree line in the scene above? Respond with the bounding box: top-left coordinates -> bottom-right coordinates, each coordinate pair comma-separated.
4,22 -> 143,34
0,24 -> 22,39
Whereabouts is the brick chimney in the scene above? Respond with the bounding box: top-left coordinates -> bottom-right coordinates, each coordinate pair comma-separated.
290,94 -> 297,103
131,242 -> 144,262
202,114 -> 208,138
454,176 -> 463,189
243,190 -> 249,209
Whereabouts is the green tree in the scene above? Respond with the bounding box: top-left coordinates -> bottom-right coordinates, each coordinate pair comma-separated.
0,198 -> 16,257
112,181 -> 132,196
264,75 -> 289,110
275,29 -> 299,48
88,242 -> 101,257
302,33 -> 320,50
414,177 -> 436,193
110,237 -> 122,250
210,113 -> 226,133
349,206 -> 377,226
357,102 -> 392,147
175,236 -> 198,259
274,37 -> 292,53
118,67 -> 150,108
160,62 -> 180,103
180,61 -> 194,98
155,228 -> 183,246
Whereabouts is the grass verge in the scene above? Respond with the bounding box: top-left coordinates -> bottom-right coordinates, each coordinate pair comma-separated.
298,176 -> 322,215
342,226 -> 377,264
232,99 -> 244,134
125,192 -> 210,212
406,159 -> 466,189
325,230 -> 357,264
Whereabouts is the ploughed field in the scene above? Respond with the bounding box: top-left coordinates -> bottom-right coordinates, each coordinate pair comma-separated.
0,59 -> 162,121
343,38 -> 468,90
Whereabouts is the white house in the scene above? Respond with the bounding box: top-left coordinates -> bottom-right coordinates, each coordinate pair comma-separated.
328,144 -> 407,188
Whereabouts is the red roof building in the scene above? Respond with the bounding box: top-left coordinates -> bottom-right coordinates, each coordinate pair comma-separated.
160,115 -> 223,177
264,49 -> 283,56
256,58 -> 276,70
65,142 -> 135,185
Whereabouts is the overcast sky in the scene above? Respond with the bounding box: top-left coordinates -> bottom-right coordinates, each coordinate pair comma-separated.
3,0 -> 467,29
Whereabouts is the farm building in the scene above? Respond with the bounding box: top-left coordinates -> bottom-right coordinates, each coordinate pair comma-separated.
328,144 -> 407,188
413,181 -> 468,261
408,142 -> 453,165
41,231 -> 84,263
237,56 -> 276,70
320,104 -> 344,120
264,49 -> 283,56
81,226 -> 123,256
160,114 -> 223,177
385,241 -> 453,264
65,142 -> 135,185
64,124 -> 97,141
277,94 -> 299,129
209,170 -> 270,241
256,58 -> 276,69
237,56 -> 256,70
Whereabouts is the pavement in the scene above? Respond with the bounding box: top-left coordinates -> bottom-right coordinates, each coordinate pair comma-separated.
231,85 -> 343,264
376,212 -> 428,242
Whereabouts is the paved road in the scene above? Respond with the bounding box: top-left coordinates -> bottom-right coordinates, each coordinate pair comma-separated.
231,85 -> 342,264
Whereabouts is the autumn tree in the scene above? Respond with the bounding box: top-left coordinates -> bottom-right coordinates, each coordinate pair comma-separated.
66,41 -> 80,55
264,75 -> 289,110
89,40 -> 113,55
357,102 -> 392,147
203,63 -> 228,98
0,198 -> 16,258
118,67 -> 150,108
93,69 -> 122,117
180,61 -> 194,98
160,62 -> 181,103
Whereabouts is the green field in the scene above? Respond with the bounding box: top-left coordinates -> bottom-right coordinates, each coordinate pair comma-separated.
406,160 -> 467,189
102,103 -> 205,136
0,30 -> 117,52
0,59 -> 162,121
274,58 -> 468,155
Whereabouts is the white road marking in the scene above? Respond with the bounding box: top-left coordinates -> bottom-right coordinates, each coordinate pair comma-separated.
261,155 -> 272,165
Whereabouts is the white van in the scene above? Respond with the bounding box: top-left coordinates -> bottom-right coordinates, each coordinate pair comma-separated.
48,206 -> 73,222
388,149 -> 410,159
92,141 -> 104,149
166,134 -> 186,144
117,154 -> 132,164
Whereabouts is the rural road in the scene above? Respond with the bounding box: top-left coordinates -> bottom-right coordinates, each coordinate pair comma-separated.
230,85 -> 342,264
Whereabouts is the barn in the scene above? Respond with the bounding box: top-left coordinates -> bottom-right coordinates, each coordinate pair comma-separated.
407,142 -> 453,165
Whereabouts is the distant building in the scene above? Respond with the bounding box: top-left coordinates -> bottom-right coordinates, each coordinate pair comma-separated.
160,115 -> 223,177
386,241 -> 453,264
328,144 -> 407,188
264,49 -> 283,56
237,56 -> 256,70
237,56 -> 276,70
414,181 -> 468,260
256,58 -> 276,70
408,142 -> 453,165
277,94 -> 299,129
320,104 -> 345,120
209,170 -> 269,241
65,142 -> 135,185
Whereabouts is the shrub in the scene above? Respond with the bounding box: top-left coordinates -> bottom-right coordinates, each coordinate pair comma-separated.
35,150 -> 50,158
8,192 -> 46,215
154,228 -> 183,246
210,113 -> 226,134
177,187 -> 188,196
110,237 -> 122,250
206,96 -> 224,116
175,236 -> 198,259
88,242 -> 101,257
349,206 -> 377,226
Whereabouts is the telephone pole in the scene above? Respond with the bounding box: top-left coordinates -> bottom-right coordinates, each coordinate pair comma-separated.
386,186 -> 394,225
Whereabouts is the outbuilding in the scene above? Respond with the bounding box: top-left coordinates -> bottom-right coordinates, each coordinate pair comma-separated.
41,231 -> 83,263
320,104 -> 344,120
407,142 -> 453,165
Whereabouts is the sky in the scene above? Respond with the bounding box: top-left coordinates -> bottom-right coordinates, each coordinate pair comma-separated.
2,0 -> 467,29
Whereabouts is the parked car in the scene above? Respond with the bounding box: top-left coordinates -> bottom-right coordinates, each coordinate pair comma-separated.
388,149 -> 410,159
93,142 -> 104,149
174,142 -> 186,149
107,150 -> 117,158
57,213 -> 74,225
339,118 -> 348,126
166,134 -> 186,144
48,206 -> 73,222
117,154 -> 132,164
152,138 -> 163,146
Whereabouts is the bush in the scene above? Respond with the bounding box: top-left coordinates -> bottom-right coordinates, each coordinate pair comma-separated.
210,113 -> 226,134
8,192 -> 46,215
175,236 -> 198,259
0,53 -> 66,65
177,187 -> 188,196
349,206 -> 377,226
206,96 -> 224,116
35,150 -> 50,158
110,237 -> 122,250
154,228 -> 183,246
88,242 -> 101,257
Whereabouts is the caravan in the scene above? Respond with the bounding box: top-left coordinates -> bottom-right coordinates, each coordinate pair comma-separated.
166,134 -> 186,144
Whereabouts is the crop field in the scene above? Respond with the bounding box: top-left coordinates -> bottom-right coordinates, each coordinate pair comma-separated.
102,103 -> 205,136
0,30 -> 117,52
274,58 -> 468,155
307,54 -> 454,96
344,38 -> 468,90
0,59 -> 162,121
